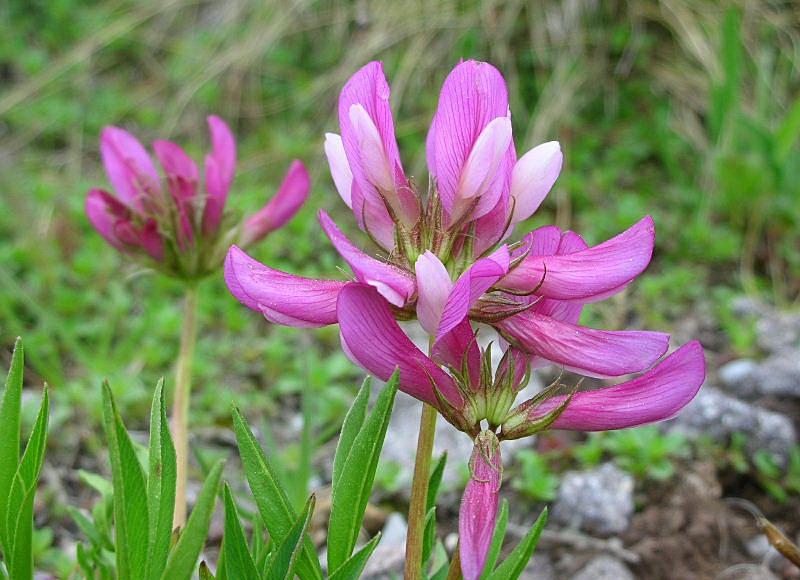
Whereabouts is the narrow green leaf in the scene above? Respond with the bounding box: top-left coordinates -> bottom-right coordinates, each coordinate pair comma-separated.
145,380 -> 177,580
161,460 -> 223,580
264,494 -> 316,580
5,387 -> 49,580
328,532 -> 382,580
480,499 -> 509,578
776,95 -> 800,161
426,452 -> 448,511
0,338 -> 23,552
102,382 -> 149,580
486,508 -> 547,580
222,485 -> 259,580
232,407 -> 322,580
327,373 -> 398,573
78,470 -> 113,497
421,506 -> 437,567
332,377 -> 371,491
67,507 -> 103,549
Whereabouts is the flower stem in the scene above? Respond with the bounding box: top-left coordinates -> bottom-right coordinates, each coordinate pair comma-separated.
172,285 -> 199,529
404,402 -> 438,579
446,541 -> 462,580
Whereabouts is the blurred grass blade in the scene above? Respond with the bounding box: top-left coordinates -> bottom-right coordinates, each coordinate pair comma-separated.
328,532 -> 382,580
776,95 -> 800,162
102,382 -> 149,580
222,484 -> 259,580
332,377 -> 371,491
327,372 -> 398,574
161,460 -> 223,580
145,379 -> 177,580
264,494 -> 316,580
480,498 -> 509,578
0,337 -> 23,553
486,508 -> 547,580
5,386 -> 49,580
232,407 -> 322,580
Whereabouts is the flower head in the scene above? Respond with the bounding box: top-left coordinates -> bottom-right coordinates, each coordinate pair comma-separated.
87,117 -> 309,280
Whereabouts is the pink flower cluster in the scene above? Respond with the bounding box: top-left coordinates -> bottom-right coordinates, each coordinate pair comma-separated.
86,117 -> 309,279
224,60 -> 705,579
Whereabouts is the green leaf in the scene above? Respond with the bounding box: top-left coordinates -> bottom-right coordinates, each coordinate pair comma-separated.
421,506 -> 437,567
486,508 -> 547,580
232,407 -> 322,580
102,382 -> 149,580
328,532 -> 382,580
264,494 -> 316,580
0,338 -> 23,552
480,498 -> 509,578
332,377 -> 371,491
5,386 -> 49,580
222,485 -> 259,580
145,380 -> 177,580
161,460 -> 223,580
776,95 -> 800,162
422,452 -> 447,568
426,452 -> 447,511
327,372 -> 398,573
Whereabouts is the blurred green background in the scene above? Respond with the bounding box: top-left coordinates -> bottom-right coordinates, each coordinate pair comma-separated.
1,0 -> 798,472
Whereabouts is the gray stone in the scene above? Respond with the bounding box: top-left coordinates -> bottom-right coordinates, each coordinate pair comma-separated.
719,359 -> 759,393
665,386 -> 797,466
571,555 -> 635,580
362,513 -> 407,578
551,463 -> 634,536
756,310 -> 800,354
756,351 -> 800,397
520,553 -> 556,580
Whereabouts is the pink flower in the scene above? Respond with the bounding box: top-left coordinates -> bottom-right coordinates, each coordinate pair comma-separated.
224,58 -> 703,428
87,117 -> 309,278
460,431 -> 502,580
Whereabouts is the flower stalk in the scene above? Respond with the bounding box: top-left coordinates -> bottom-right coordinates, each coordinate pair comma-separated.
172,285 -> 199,529
404,402 -> 438,579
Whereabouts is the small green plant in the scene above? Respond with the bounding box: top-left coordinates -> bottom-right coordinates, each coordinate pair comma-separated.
752,447 -> 800,504
0,338 -> 50,580
511,450 -> 559,502
574,426 -> 689,481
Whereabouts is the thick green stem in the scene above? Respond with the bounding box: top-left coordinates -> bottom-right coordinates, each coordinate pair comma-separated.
172,286 -> 198,529
404,402 -> 438,579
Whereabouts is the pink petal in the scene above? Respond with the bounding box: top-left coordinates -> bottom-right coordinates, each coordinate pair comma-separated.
153,140 -> 199,247
350,179 -> 396,250
531,341 -> 706,430
319,210 -> 415,307
414,251 -> 453,335
324,133 -> 353,208
497,309 -> 669,377
459,431 -> 502,580
100,126 -> 161,211
436,246 -> 510,343
224,245 -> 344,328
86,189 -> 164,260
500,216 -> 656,300
431,318 -> 481,387
241,160 -> 310,246
427,60 -> 513,224
337,283 -> 462,408
509,141 -> 562,224
452,116 -> 513,223
338,62 -> 419,228
203,115 -> 237,234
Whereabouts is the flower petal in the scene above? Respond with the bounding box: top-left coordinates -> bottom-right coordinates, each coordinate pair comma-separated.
530,341 -> 706,430
427,60 -> 513,224
509,141 -> 562,224
337,283 -> 462,408
497,309 -> 669,377
153,139 -> 199,247
203,115 -> 237,234
224,245 -> 344,327
319,210 -> 415,307
459,431 -> 502,580
339,62 -> 418,228
436,245 -> 510,343
86,189 -> 132,252
241,160 -> 310,245
324,133 -> 353,208
414,251 -> 453,335
501,216 -> 655,300
100,126 -> 161,211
